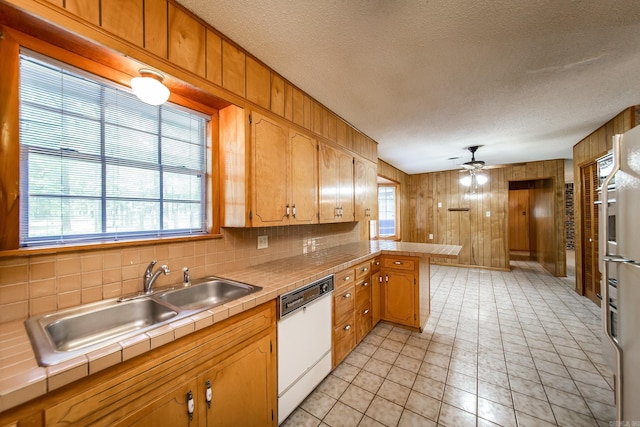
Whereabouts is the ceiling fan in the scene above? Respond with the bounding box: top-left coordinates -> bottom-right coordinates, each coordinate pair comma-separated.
460,146 -> 488,188
461,146 -> 485,171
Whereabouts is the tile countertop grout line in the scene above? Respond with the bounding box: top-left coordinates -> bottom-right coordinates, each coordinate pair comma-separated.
0,240 -> 461,412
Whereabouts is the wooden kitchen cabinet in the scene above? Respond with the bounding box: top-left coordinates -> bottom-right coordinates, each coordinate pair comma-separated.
220,106 -> 318,227
318,142 -> 355,223
0,303 -> 277,427
332,267 -> 355,367
380,256 -> 420,328
199,332 -> 275,427
354,157 -> 378,221
114,378 -> 198,427
354,260 -> 372,343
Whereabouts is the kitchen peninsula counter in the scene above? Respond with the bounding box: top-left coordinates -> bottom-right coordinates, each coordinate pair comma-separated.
0,241 -> 460,413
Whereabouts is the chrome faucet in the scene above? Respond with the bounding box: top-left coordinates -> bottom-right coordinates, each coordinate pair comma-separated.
143,260 -> 170,294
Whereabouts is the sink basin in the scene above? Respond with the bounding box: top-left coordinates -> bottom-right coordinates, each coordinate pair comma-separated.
156,278 -> 262,310
26,298 -> 178,365
25,277 -> 262,366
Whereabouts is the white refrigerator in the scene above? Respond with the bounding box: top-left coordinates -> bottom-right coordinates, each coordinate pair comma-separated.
599,124 -> 640,422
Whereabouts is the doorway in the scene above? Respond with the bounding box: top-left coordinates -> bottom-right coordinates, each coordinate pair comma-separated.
509,187 -> 530,254
509,181 -> 532,259
579,161 -> 601,304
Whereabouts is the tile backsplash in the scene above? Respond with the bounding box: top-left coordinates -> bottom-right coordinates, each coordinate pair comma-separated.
0,223 -> 360,323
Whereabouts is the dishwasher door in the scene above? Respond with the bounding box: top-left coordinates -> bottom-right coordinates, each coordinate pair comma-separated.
277,292 -> 332,423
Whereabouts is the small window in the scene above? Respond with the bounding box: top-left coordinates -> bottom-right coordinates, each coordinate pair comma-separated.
19,52 -> 209,246
378,184 -> 399,240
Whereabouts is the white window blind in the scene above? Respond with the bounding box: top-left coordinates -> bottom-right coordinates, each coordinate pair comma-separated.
19,51 -> 209,246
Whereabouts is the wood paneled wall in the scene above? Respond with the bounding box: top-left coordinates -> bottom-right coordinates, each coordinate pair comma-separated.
407,160 -> 566,275
572,107 -> 637,294
3,0 -> 377,162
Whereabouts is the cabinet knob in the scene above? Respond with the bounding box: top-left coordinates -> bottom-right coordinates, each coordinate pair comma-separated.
344,293 -> 351,299
362,282 -> 368,287
393,261 -> 402,265
362,267 -> 368,272
344,324 -> 351,331
344,276 -> 351,281
187,391 -> 195,421
363,309 -> 369,315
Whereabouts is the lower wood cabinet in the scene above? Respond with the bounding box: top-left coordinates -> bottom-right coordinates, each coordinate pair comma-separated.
0,302 -> 277,427
380,256 -> 420,329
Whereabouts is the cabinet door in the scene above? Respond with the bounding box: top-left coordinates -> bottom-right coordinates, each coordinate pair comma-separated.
200,332 -> 276,427
371,271 -> 381,326
382,270 -> 417,327
337,150 -> 355,221
115,379 -> 199,427
355,304 -> 372,344
251,113 -> 289,226
355,158 -> 378,221
318,142 -> 339,222
289,131 -> 318,224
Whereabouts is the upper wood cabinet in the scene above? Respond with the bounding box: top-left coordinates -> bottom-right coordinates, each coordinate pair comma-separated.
318,142 -> 355,223
220,106 -> 318,227
354,158 -> 378,221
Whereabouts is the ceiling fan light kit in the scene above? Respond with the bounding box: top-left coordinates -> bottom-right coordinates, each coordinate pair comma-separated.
460,146 -> 488,189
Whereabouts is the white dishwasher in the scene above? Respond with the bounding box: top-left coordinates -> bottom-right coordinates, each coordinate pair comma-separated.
277,275 -> 334,424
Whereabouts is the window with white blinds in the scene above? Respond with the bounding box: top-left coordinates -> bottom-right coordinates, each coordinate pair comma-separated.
19,51 -> 209,246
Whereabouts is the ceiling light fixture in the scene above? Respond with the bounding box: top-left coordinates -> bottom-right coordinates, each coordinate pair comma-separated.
131,69 -> 170,106
459,146 -> 488,190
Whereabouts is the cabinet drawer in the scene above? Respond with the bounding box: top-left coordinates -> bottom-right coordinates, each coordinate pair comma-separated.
382,256 -> 415,271
355,261 -> 371,280
355,278 -> 371,309
334,285 -> 355,324
335,268 -> 355,291
371,257 -> 381,273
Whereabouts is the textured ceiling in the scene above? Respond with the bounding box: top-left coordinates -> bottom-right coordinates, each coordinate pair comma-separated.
178,0 -> 640,174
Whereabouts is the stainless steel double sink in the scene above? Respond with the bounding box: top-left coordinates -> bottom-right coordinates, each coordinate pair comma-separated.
25,277 -> 262,366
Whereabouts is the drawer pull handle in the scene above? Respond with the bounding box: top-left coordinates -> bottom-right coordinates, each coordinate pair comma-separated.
344,293 -> 351,298
362,282 -> 368,287
362,267 -> 368,272
344,276 -> 351,281
375,261 -> 380,265
344,324 -> 351,331
393,261 -> 402,265
363,309 -> 369,315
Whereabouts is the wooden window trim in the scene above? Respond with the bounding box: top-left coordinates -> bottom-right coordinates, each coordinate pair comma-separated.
0,25 -> 222,255
377,182 -> 401,241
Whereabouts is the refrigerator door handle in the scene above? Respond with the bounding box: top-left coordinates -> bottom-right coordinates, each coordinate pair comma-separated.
601,134 -> 623,422
603,256 -> 640,268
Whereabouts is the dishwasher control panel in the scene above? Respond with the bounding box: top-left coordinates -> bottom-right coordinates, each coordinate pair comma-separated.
279,274 -> 334,318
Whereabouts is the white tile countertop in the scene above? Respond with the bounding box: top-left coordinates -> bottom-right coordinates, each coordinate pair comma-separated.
0,240 -> 460,412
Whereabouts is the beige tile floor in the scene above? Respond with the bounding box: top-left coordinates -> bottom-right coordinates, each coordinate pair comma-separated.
283,260 -> 615,427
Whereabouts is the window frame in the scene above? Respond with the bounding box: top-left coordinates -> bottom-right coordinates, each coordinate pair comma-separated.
0,26 -> 221,254
376,180 -> 401,241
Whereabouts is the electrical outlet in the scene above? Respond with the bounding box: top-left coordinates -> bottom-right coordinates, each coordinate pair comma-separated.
428,233 -> 433,240
437,202 -> 442,208
257,235 -> 268,249
486,211 -> 491,217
